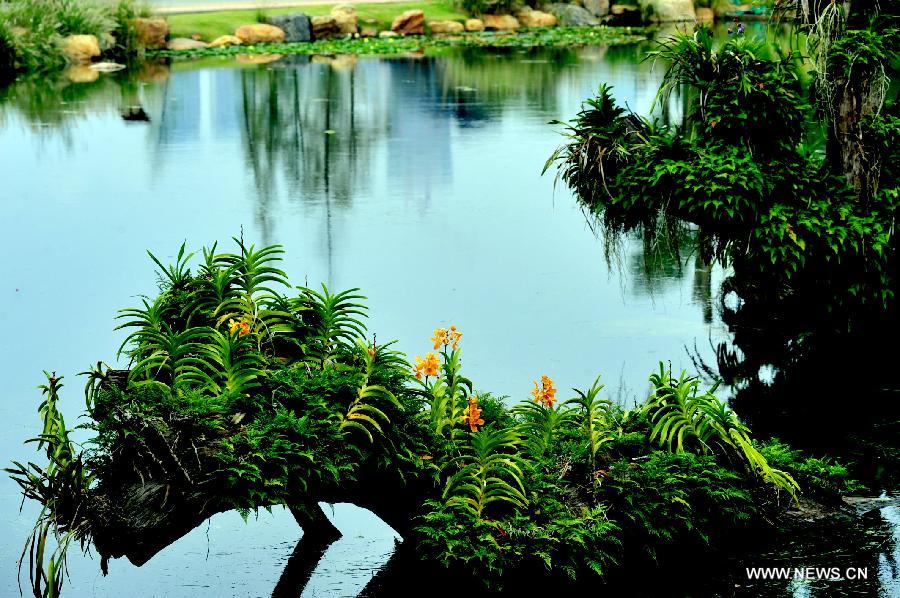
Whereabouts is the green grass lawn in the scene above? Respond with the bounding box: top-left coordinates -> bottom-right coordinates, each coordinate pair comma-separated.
165,0 -> 468,40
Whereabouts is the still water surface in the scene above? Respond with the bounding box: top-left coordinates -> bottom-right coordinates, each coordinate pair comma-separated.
0,36 -> 894,596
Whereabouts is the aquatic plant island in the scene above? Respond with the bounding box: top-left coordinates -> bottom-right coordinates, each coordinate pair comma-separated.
1,0 -> 897,596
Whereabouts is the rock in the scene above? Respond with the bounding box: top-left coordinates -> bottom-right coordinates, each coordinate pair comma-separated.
516,8 -> 557,27
64,64 -> 99,83
378,30 -> 399,37
234,24 -> 285,44
695,6 -> 714,21
264,13 -> 312,42
132,18 -> 168,49
583,0 -> 610,17
482,14 -> 520,30
545,4 -> 600,26
464,18 -> 485,32
89,61 -> 126,72
61,35 -> 101,64
331,4 -> 358,35
608,4 -> 642,25
209,35 -> 242,48
311,15 -> 341,39
360,26 -> 378,37
166,37 -> 208,51
428,20 -> 465,34
391,10 -> 425,35
638,0 -> 696,21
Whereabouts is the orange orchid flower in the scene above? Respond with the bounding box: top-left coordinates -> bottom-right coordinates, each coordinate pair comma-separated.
461,396 -> 485,432
531,375 -> 558,408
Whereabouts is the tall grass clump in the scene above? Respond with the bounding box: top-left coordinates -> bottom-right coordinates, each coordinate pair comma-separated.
0,0 -> 143,78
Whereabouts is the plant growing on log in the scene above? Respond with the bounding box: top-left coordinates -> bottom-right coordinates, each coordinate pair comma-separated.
7,374 -> 94,598
512,401 -> 576,458
548,23 -> 898,314
415,327 -> 474,439
442,425 -> 527,518
293,285 -> 368,367
564,375 -> 614,470
646,363 -> 799,499
8,237 -> 861,595
340,339 -> 404,443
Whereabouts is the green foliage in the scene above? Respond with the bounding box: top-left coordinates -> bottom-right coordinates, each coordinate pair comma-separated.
6,374 -> 93,598
549,26 -> 897,311
10,237 -> 853,595
564,375 -> 614,468
758,438 -> 865,500
443,426 -> 527,518
603,451 -> 758,558
0,0 -> 143,76
512,401 -> 576,458
646,363 -> 799,499
416,498 -> 620,586
340,340 -> 404,443
151,26 -> 648,60
294,285 -> 367,367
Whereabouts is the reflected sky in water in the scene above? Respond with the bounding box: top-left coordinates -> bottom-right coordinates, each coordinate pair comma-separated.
0,40 -> 801,597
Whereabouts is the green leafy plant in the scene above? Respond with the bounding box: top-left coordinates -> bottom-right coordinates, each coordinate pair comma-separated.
646,363 -> 799,498
443,426 -> 527,518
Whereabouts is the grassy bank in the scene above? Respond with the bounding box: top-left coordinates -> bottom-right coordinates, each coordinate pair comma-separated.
152,26 -> 649,58
0,0 -> 145,78
166,0 -> 468,40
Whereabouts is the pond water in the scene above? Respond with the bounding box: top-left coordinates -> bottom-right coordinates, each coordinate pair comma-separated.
0,30 -> 896,597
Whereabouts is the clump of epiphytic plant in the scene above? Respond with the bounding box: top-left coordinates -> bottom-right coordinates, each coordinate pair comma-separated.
547,22 -> 898,315
9,238 -> 845,595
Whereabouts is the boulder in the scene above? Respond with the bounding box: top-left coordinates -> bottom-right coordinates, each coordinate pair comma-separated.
264,13 -> 312,42
545,4 -> 600,26
608,4 -> 642,25
391,10 -> 425,35
166,37 -> 208,51
331,4 -> 359,35
311,15 -> 341,39
428,20 -> 465,34
61,35 -> 100,64
464,18 -> 485,31
360,26 -> 378,37
378,30 -> 399,37
638,0 -> 696,21
209,35 -> 243,48
234,24 -> 286,44
132,18 -> 168,49
583,0 -> 610,17
482,14 -> 519,30
516,8 -> 557,27
695,7 -> 714,21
